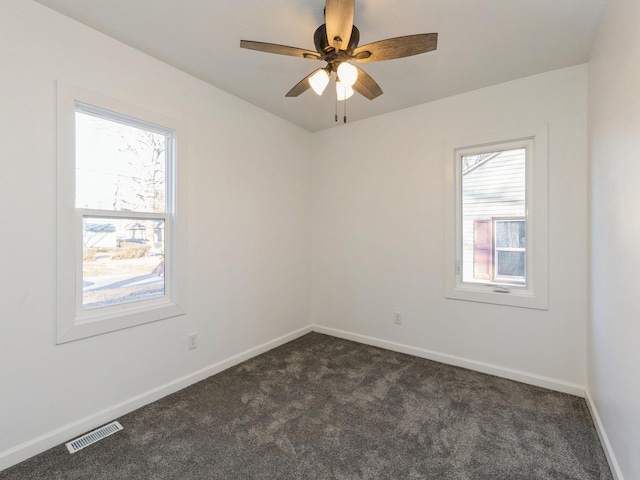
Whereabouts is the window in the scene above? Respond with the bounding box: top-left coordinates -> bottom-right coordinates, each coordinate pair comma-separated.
444,126 -> 548,309
472,218 -> 526,283
57,82 -> 186,343
493,219 -> 525,282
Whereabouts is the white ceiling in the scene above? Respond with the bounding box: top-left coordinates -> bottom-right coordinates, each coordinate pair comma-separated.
34,0 -> 608,132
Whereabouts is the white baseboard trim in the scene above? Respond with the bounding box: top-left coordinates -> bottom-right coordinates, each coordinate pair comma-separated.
312,325 -> 585,397
585,389 -> 624,480
0,325 -> 312,472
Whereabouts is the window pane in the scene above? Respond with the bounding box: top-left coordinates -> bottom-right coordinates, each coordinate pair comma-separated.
496,220 -> 525,248
75,111 -> 167,213
496,251 -> 525,278
462,148 -> 526,285
83,217 -> 165,309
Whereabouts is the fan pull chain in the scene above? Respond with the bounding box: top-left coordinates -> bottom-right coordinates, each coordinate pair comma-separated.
344,97 -> 347,123
335,90 -> 338,122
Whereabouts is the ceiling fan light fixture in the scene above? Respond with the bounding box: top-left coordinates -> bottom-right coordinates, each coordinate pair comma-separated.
337,62 -> 358,88
336,81 -> 354,101
309,69 -> 330,95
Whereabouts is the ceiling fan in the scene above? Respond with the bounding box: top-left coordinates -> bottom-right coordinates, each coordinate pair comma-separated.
240,0 -> 438,111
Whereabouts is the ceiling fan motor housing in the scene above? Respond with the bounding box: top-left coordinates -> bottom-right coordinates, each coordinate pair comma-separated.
314,24 -> 360,56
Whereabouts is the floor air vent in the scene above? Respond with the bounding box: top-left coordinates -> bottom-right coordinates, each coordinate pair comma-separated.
66,421 -> 123,453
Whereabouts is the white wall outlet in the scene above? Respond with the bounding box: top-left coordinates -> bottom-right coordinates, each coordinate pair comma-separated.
394,312 -> 402,325
188,333 -> 198,350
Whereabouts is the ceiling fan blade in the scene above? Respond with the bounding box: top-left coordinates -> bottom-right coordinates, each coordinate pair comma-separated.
352,67 -> 383,100
240,40 -> 321,60
354,33 -> 438,63
325,0 -> 354,51
285,69 -> 324,97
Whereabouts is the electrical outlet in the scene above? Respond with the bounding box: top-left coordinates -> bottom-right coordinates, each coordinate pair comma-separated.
188,333 -> 198,350
394,312 -> 402,325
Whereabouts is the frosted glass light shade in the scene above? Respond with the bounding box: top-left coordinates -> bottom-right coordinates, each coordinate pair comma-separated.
336,81 -> 354,101
337,62 -> 358,88
309,69 -> 330,95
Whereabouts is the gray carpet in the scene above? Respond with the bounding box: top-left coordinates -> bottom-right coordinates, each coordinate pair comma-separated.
1,333 -> 613,479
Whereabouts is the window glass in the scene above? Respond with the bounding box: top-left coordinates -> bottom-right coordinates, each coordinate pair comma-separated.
495,220 -> 525,249
496,251 -> 525,278
82,216 -> 165,309
495,220 -> 525,280
75,112 -> 167,213
76,110 -> 170,310
461,148 -> 526,286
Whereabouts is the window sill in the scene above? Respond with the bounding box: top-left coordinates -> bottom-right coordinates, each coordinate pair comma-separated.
445,283 -> 548,310
57,301 -> 185,344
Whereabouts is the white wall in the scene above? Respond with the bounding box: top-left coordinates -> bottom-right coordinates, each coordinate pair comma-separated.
0,0 -> 311,469
311,65 -> 588,390
588,0 -> 640,477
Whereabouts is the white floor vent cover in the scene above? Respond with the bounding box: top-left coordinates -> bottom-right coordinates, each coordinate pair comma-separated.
66,421 -> 123,453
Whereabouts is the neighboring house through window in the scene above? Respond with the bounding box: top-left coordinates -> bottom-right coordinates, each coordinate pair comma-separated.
462,148 -> 526,285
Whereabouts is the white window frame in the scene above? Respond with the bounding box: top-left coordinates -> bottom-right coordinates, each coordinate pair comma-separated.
56,81 -> 187,343
444,125 -> 548,310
